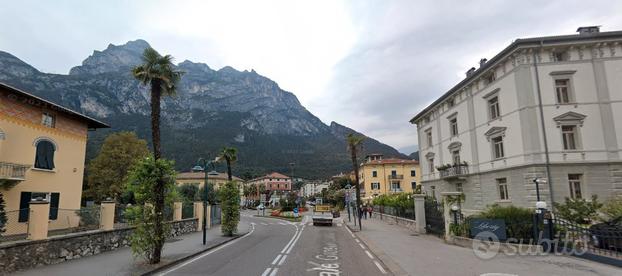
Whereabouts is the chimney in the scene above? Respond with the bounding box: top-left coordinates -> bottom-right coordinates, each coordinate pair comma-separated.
576,26 -> 600,35
479,58 -> 488,67
466,67 -> 476,77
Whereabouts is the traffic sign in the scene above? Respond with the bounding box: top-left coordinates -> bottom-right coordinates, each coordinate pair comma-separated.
293,208 -> 299,213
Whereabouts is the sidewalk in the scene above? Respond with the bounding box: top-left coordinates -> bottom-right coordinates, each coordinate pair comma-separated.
345,215 -> 619,276
14,221 -> 250,276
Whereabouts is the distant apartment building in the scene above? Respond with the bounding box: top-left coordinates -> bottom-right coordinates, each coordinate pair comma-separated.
410,26 -> 622,213
0,82 -> 108,235
176,170 -> 243,190
301,180 -> 330,197
359,154 -> 421,202
245,172 -> 291,205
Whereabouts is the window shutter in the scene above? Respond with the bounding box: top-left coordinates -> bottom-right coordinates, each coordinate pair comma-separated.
18,192 -> 32,222
35,143 -> 46,169
45,142 -> 55,169
49,193 -> 60,220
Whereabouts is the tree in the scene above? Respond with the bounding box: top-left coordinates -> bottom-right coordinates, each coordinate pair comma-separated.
124,157 -> 177,262
347,133 -> 365,230
85,132 -> 149,202
199,182 -> 219,204
0,192 -> 7,237
600,196 -> 622,221
219,181 -> 240,236
218,147 -> 238,181
132,47 -> 183,264
553,195 -> 603,224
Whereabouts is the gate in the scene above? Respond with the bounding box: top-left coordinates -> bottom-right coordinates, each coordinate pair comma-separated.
547,217 -> 621,267
210,204 -> 222,226
424,197 -> 445,236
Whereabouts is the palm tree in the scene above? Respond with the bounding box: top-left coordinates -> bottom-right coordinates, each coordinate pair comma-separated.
218,147 -> 238,181
132,47 -> 183,264
347,133 -> 365,231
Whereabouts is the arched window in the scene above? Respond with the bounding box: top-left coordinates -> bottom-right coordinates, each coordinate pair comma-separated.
34,139 -> 56,170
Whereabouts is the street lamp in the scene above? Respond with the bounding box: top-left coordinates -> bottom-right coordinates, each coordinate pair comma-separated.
533,178 -> 547,202
196,157 -> 216,245
450,204 -> 460,225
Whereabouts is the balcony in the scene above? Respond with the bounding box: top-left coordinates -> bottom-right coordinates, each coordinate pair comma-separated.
0,162 -> 30,184
388,174 -> 404,180
438,164 -> 469,180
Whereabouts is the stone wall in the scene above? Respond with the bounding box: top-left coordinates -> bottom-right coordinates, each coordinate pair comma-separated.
0,218 -> 198,274
371,212 -> 416,228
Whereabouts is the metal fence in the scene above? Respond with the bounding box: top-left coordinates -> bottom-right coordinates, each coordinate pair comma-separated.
373,205 -> 416,221
1,209 -> 30,243
549,217 -> 621,263
182,202 -> 194,219
48,208 -> 100,237
114,204 -> 131,228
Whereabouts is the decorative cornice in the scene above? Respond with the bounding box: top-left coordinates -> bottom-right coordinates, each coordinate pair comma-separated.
448,141 -> 462,151
549,70 -> 577,76
0,114 -> 86,142
553,111 -> 587,127
484,126 -> 507,140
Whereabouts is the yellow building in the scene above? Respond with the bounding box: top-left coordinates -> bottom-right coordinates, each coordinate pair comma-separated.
359,154 -> 421,202
176,170 -> 242,190
0,82 -> 109,235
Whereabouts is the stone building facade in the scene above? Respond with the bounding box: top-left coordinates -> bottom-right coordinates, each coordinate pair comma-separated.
410,26 -> 622,213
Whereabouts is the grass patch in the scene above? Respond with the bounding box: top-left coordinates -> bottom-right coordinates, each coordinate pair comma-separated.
254,214 -> 302,222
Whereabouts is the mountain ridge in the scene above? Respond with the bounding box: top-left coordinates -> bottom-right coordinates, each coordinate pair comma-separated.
0,40 -> 410,178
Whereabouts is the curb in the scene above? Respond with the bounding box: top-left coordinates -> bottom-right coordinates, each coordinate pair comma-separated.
142,228 -> 250,275
344,223 -> 408,276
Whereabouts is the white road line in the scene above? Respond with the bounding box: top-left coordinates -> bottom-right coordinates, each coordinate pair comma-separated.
269,268 -> 279,276
355,239 -> 360,243
261,222 -> 268,225
277,254 -> 287,266
358,243 -> 365,250
279,222 -> 286,225
158,223 -> 256,275
285,228 -> 304,254
280,226 -> 299,254
374,260 -> 387,274
365,250 -> 374,259
345,225 -> 355,238
307,222 -> 312,226
271,254 -> 282,265
337,223 -> 342,227
261,267 -> 272,276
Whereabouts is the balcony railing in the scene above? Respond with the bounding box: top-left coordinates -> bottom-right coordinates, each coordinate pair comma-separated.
388,174 -> 404,180
438,164 -> 469,179
0,162 -> 30,181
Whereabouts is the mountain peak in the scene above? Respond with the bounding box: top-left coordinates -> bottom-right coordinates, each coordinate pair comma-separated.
69,39 -> 151,75
0,51 -> 41,78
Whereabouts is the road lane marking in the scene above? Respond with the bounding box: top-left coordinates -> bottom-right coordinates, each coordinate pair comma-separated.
365,250 -> 374,259
358,243 -> 365,250
271,254 -> 282,265
280,225 -> 299,254
261,222 -> 268,225
269,268 -> 278,276
355,239 -> 360,243
285,227 -> 304,254
158,223 -> 256,275
261,267 -> 272,276
345,225 -> 355,238
337,223 -> 342,227
277,254 -> 287,266
374,260 -> 387,274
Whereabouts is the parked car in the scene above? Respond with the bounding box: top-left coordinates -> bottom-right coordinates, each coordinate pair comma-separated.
590,217 -> 622,252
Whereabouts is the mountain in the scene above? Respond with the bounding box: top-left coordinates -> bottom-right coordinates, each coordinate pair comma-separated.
398,145 -> 418,155
409,151 -> 419,161
0,40 -> 408,178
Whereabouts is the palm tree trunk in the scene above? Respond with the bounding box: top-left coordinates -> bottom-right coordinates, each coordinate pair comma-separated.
351,145 -> 362,231
226,158 -> 232,181
150,79 -> 164,264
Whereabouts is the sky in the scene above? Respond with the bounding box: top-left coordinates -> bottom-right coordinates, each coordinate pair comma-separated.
1,0 -> 621,153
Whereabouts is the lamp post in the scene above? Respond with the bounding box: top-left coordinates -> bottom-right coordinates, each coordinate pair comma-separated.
450,204 -> 459,225
195,157 -> 215,245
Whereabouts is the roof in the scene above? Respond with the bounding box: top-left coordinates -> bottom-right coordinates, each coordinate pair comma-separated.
249,172 -> 291,182
177,171 -> 243,181
0,82 -> 109,129
363,158 -> 419,166
410,29 -> 622,124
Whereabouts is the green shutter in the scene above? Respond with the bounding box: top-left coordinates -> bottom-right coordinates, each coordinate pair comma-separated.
18,192 -> 32,222
49,193 -> 60,220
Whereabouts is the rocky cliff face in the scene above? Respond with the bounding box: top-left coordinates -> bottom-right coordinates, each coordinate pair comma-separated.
0,40 -> 409,178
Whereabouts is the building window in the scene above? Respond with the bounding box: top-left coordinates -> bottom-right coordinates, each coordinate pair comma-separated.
425,129 -> 433,148
428,158 -> 434,173
391,182 -> 401,191
492,136 -> 504,159
555,79 -> 571,104
449,117 -> 458,136
411,182 -> 417,189
452,150 -> 460,165
561,125 -> 579,150
497,178 -> 509,200
41,112 -> 56,128
568,174 -> 583,199
455,183 -> 463,193
391,170 -> 397,177
488,96 -> 500,120
18,192 -> 60,222
372,171 -> 377,177
372,183 -> 380,190
410,170 -> 416,177
34,139 -> 56,170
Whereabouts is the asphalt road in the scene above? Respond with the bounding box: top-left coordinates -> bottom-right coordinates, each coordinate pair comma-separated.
157,210 -> 391,276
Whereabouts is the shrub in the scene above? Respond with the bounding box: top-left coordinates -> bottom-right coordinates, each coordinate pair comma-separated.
553,195 -> 602,224
600,196 -> 622,221
76,206 -> 100,228
219,181 -> 240,236
474,204 -> 534,242
124,157 -> 177,262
